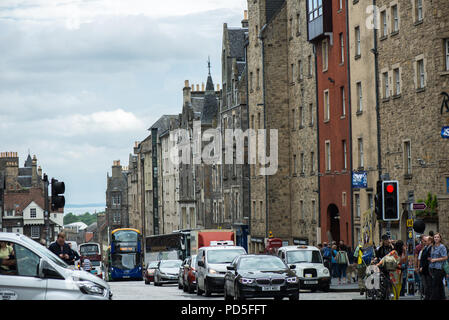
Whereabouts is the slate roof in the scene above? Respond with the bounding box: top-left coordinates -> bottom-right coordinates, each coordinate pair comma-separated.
19,168 -> 32,176
24,154 -> 32,168
227,28 -> 247,60
150,115 -> 179,134
18,176 -> 32,188
201,75 -> 218,125
265,0 -> 286,23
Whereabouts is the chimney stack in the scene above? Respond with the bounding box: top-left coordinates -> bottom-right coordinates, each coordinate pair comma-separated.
196,84 -> 200,91
112,160 -> 122,178
183,80 -> 192,105
32,155 -> 38,187
5,160 -> 19,190
242,10 -> 249,28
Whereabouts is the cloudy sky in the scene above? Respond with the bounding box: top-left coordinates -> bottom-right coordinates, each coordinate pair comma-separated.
0,0 -> 247,208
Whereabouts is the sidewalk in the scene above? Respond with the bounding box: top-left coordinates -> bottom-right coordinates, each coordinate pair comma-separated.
329,278 -> 359,292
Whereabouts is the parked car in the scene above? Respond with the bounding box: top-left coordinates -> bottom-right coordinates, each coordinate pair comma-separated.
181,255 -> 197,293
0,232 -> 112,300
153,260 -> 182,286
277,245 -> 330,292
224,254 -> 300,301
144,261 -> 159,284
196,245 -> 247,297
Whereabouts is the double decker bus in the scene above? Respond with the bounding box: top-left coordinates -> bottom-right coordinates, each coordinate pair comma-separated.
110,228 -> 143,281
79,242 -> 104,279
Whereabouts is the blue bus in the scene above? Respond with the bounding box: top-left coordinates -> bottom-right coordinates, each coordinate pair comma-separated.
110,228 -> 143,281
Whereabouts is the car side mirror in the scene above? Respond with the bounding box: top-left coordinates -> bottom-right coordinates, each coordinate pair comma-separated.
226,266 -> 235,271
289,264 -> 296,270
39,259 -> 63,279
198,261 -> 205,267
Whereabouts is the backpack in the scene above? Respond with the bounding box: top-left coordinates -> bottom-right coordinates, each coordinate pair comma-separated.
362,247 -> 374,265
384,254 -> 398,272
336,251 -> 348,264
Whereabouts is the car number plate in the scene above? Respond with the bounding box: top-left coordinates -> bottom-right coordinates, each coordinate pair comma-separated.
304,280 -> 318,284
123,276 -> 130,278
262,286 -> 280,291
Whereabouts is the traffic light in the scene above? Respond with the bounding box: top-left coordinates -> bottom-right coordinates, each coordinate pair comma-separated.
375,180 -> 383,221
382,180 -> 399,221
51,178 -> 65,211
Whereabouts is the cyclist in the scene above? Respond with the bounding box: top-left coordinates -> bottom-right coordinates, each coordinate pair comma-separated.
376,240 -> 405,300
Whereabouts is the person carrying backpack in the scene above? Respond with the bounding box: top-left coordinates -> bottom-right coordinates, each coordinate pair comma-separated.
322,242 -> 331,271
376,240 -> 405,300
337,241 -> 349,284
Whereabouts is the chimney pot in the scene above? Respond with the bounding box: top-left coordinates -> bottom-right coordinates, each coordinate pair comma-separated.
201,83 -> 205,91
244,10 -> 248,20
217,84 -> 220,91
184,80 -> 189,88
196,84 -> 200,91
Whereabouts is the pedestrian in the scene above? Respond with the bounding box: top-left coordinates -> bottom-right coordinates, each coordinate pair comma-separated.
48,232 -> 74,265
353,243 -> 366,294
428,233 -> 448,300
346,246 -> 357,283
82,258 -> 92,272
0,241 -> 15,274
376,240 -> 405,300
375,234 -> 394,262
419,236 -> 433,300
68,243 -> 80,266
322,242 -> 331,271
336,243 -> 349,284
331,244 -> 338,280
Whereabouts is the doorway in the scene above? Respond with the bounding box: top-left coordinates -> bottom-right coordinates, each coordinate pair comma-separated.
327,204 -> 340,243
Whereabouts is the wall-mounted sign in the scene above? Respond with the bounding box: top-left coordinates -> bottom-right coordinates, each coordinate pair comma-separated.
442,127 -> 449,139
446,177 -> 449,194
441,92 -> 449,115
352,171 -> 367,188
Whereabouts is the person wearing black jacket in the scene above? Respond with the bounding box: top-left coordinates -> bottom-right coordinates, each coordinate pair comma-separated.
68,243 -> 80,266
419,236 -> 432,300
375,234 -> 394,262
48,232 -> 74,265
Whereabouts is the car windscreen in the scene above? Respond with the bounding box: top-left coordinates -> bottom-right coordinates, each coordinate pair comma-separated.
207,249 -> 245,264
91,261 -> 101,267
20,235 -> 69,269
238,256 -> 286,272
147,261 -> 158,269
160,260 -> 182,268
111,253 -> 137,270
286,250 -> 322,264
80,244 -> 100,255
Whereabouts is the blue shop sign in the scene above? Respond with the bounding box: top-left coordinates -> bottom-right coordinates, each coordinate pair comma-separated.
352,171 -> 367,189
442,127 -> 449,139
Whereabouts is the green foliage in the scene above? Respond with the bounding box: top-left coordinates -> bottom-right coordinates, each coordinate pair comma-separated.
416,192 -> 438,217
63,211 -> 104,226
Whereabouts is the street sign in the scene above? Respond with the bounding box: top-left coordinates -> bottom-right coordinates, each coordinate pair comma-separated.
406,219 -> 413,227
352,171 -> 367,188
442,126 -> 449,139
413,203 -> 427,210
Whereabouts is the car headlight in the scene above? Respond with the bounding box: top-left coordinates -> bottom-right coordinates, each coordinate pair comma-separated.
239,278 -> 255,284
323,268 -> 329,275
76,281 -> 105,296
287,277 -> 299,284
208,268 -> 217,274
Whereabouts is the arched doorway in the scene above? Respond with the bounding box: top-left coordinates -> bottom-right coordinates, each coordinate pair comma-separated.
327,204 -> 340,243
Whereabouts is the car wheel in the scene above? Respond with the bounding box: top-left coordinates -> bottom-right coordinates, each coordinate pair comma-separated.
204,281 -> 212,297
178,279 -> 183,290
144,279 -> 149,285
310,287 -> 317,293
322,284 -> 330,292
188,282 -> 195,294
235,286 -> 245,301
274,296 -> 283,301
196,282 -> 203,296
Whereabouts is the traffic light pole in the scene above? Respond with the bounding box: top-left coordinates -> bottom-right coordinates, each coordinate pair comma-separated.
43,174 -> 50,247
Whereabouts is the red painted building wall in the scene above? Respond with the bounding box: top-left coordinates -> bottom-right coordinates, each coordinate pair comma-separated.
313,0 -> 352,245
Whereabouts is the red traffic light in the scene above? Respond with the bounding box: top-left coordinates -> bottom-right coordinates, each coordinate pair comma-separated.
386,184 -> 394,193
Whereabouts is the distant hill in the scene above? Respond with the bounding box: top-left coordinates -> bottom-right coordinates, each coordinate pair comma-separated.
63,212 -> 104,226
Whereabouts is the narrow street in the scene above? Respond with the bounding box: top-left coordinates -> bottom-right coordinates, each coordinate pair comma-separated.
108,280 -> 361,300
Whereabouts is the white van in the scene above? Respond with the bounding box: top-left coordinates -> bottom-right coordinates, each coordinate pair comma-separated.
0,232 -> 111,300
277,245 -> 330,292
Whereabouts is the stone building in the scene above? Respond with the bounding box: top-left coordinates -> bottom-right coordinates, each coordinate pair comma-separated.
127,151 -> 141,232
105,160 -> 129,230
376,0 -> 449,240
220,15 -> 250,249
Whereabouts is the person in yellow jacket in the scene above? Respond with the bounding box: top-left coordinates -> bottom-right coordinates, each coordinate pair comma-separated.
354,244 -> 366,294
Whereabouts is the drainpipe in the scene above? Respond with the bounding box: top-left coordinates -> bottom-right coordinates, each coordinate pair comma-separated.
313,42 -> 321,244
245,39 -> 252,239
259,23 -> 268,240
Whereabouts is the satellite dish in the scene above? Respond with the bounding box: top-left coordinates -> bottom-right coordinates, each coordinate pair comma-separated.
413,219 -> 426,234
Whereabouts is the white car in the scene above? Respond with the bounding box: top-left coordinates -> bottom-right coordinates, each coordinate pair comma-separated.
0,232 -> 112,300
277,245 -> 330,292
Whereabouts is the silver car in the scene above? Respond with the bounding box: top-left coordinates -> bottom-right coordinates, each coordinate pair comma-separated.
0,232 -> 112,300
153,259 -> 182,286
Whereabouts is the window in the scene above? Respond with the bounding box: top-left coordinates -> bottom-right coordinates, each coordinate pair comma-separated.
355,194 -> 361,217
342,140 -> 347,170
252,201 -> 256,219
113,212 -> 121,223
292,109 -> 297,130
445,39 -> 449,71
404,141 -> 412,174
324,90 -> 330,121
341,86 -> 346,116
339,0 -> 343,10
355,27 -> 361,56
31,226 -> 40,239
358,138 -> 364,168
256,69 -> 260,89
257,112 -> 261,129
112,194 -> 121,206
381,10 -> 387,37
291,64 -> 295,83
3,243 -> 40,277
394,68 -> 401,95
6,210 -> 13,217
293,154 -> 297,175
309,103 -> 314,126
356,82 -> 363,112
325,141 -> 331,171
368,193 -> 374,210
296,13 -> 301,34
259,201 -> 263,220
322,39 -> 328,71
312,200 -> 317,222
30,208 -> 36,219
342,192 -> 347,207
416,0 -> 423,22
299,106 -> 304,127
383,72 -> 390,98
417,59 -> 425,89
250,72 -> 253,91
391,5 -> 399,32
251,115 -> 255,129
308,55 -> 313,77
300,200 -> 304,220
290,17 -> 294,38
298,60 -> 303,81
300,153 -> 305,174
310,152 -> 315,173
308,0 -> 323,22
340,33 -> 344,63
